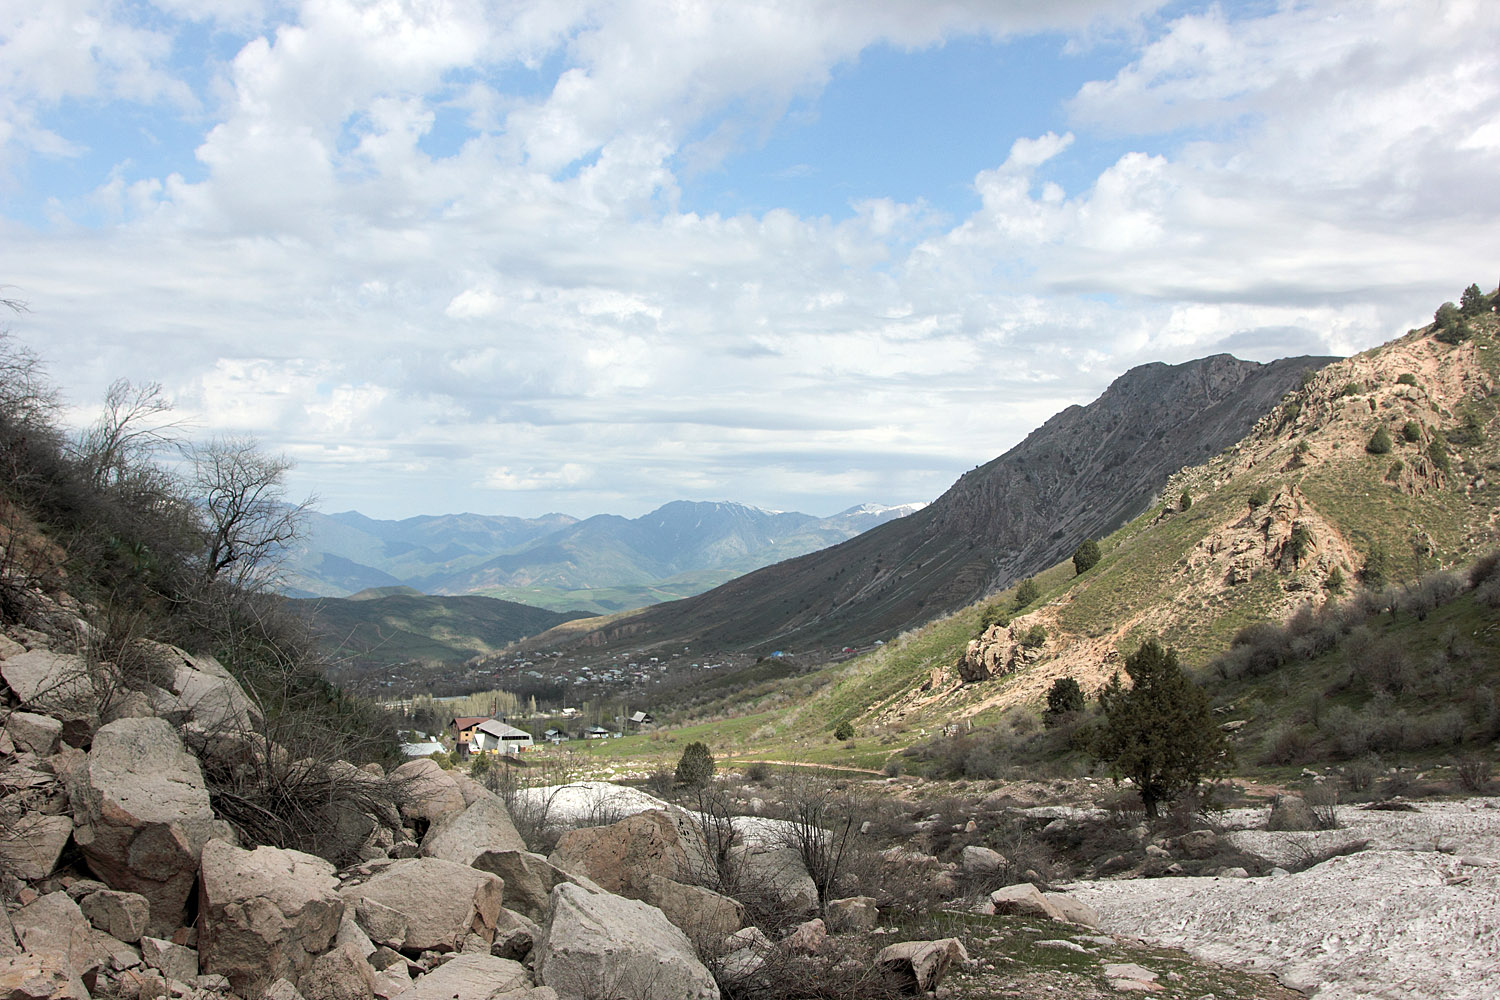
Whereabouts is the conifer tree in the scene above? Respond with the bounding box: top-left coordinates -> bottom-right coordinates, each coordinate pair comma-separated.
675,741 -> 715,787
1072,538 -> 1101,575
1092,640 -> 1230,817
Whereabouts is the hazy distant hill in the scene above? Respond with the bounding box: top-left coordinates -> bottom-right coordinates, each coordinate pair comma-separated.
524,353 -> 1336,659
280,500 -> 925,606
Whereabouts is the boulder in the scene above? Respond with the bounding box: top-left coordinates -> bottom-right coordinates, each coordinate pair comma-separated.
298,942 -> 376,1000
341,858 -> 503,953
388,759 -> 466,827
875,938 -> 967,995
471,851 -> 600,925
825,896 -> 878,934
717,926 -> 771,979
196,840 -> 344,993
960,845 -> 1005,874
65,717 -> 228,934
1267,795 -> 1317,831
420,795 -> 527,866
398,954 -> 532,1000
782,918 -> 825,954
490,908 -> 541,963
138,937 -> 197,982
0,954 -> 89,1000
638,875 -> 744,943
989,883 -> 1063,921
5,712 -> 62,755
536,883 -> 718,1000
12,893 -> 96,976
263,979 -> 307,1000
1175,830 -> 1218,859
0,814 -> 73,881
548,810 -> 702,898
734,847 -> 817,917
84,929 -> 139,973
151,645 -> 261,733
80,890 -> 150,944
0,650 -> 95,716
1042,893 -> 1100,928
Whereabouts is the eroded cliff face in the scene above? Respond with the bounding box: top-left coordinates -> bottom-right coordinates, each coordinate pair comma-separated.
570,352 -> 1335,656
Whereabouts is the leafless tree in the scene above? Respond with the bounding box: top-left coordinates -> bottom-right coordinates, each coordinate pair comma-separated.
72,378 -> 184,489
186,435 -> 315,588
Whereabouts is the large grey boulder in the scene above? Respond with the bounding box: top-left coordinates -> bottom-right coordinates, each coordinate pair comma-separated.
341,858 -> 503,953
988,883 -> 1063,921
535,883 -> 718,1000
197,840 -> 344,993
388,759 -> 466,827
825,896 -> 879,934
960,845 -> 1005,874
638,875 -> 744,944
420,794 -> 527,866
548,810 -> 703,898
1043,893 -> 1100,928
151,644 -> 261,732
1267,794 -> 1317,831
876,938 -> 967,994
470,850 -> 601,925
398,954 -> 534,1000
0,954 -> 89,1000
0,650 -> 95,716
5,711 -> 62,755
735,847 -> 817,917
65,717 -> 229,934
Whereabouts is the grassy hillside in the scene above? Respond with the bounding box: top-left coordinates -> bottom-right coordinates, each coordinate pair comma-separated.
649,293 -> 1500,774
476,569 -> 737,614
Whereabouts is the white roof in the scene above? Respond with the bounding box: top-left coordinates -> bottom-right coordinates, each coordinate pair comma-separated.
401,741 -> 445,757
476,719 -> 531,739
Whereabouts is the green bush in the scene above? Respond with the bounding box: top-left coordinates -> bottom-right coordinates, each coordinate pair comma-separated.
1324,565 -> 1345,593
1397,373 -> 1418,386
833,720 -> 855,741
1249,484 -> 1271,509
1401,420 -> 1421,443
1341,381 -> 1362,397
1428,436 -> 1451,472
1013,577 -> 1039,609
1179,489 -> 1192,511
1366,426 -> 1393,454
676,741 -> 715,787
1435,301 -> 1461,328
1072,538 -> 1101,575
1460,283 -> 1487,316
1019,624 -> 1047,648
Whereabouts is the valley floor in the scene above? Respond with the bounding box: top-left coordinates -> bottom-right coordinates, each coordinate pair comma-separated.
1063,799 -> 1500,1000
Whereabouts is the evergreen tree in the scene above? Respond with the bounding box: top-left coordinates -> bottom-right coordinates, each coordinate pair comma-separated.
1013,577 -> 1039,609
675,741 -> 715,787
1044,677 -> 1085,724
833,720 -> 855,741
1179,490 -> 1192,511
1091,640 -> 1230,817
1366,426 -> 1393,454
1072,538 -> 1101,575
1460,283 -> 1486,316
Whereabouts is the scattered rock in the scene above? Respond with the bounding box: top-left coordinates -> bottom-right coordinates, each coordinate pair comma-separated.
1043,893 -> 1100,928
1176,830 -> 1218,859
419,795 -> 527,867
0,953 -> 89,1000
0,814 -> 73,881
5,712 -> 62,755
960,846 -> 1005,874
139,937 -> 198,982
638,875 -> 745,943
548,810 -> 700,898
388,759 -> 466,827
470,851 -> 599,926
398,954 -> 532,1000
298,942 -> 377,1000
782,918 -> 825,954
1266,795 -> 1316,832
341,858 -> 503,953
989,884 -> 1062,922
825,896 -> 879,934
12,893 -> 96,976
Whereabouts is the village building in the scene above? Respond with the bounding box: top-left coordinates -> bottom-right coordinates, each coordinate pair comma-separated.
472,718 -> 534,755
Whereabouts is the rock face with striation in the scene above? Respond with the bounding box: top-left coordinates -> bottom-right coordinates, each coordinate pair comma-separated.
562,353 -> 1334,655
340,858 -> 503,953
64,717 -> 229,934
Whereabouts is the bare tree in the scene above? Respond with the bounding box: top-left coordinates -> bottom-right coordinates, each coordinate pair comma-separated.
186,436 -> 315,587
72,378 -> 183,489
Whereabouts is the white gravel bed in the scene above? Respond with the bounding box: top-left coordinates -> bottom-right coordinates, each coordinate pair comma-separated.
1062,799 -> 1500,1000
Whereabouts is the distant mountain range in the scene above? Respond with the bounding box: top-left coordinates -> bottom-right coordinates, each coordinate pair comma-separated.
279,500 -> 926,613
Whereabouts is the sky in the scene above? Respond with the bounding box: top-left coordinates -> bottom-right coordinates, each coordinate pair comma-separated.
1,0 -> 1497,521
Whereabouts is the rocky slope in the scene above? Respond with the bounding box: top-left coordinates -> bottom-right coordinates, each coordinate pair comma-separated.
537,353 -> 1333,661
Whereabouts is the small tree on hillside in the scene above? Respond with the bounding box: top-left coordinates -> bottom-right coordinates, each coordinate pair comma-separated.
1179,490 -> 1192,511
1013,577 -> 1039,609
833,720 -> 855,741
1091,639 -> 1231,818
1366,426 -> 1393,455
1072,538 -> 1101,575
1044,676 -> 1085,724
676,741 -> 715,788
1460,283 -> 1486,316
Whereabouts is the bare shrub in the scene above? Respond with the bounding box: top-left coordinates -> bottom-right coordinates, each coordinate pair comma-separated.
1455,756 -> 1493,794
702,932 -> 908,1000
769,772 -> 862,912
1343,754 -> 1381,794
1306,785 -> 1340,829
1281,837 -> 1371,874
484,752 -> 586,853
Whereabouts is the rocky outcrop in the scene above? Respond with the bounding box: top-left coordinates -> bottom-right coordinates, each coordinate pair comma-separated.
197,840 -> 344,993
639,875 -> 745,943
78,890 -> 150,944
64,717 -> 230,934
340,858 -> 504,953
471,851 -> 600,925
397,954 -> 535,1000
388,759 -> 466,827
535,884 -> 718,1000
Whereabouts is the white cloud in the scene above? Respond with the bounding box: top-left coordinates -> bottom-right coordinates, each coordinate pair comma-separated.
2,0 -> 1497,519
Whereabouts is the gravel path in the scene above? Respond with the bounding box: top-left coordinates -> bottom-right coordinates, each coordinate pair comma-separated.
1062,800 -> 1500,1000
